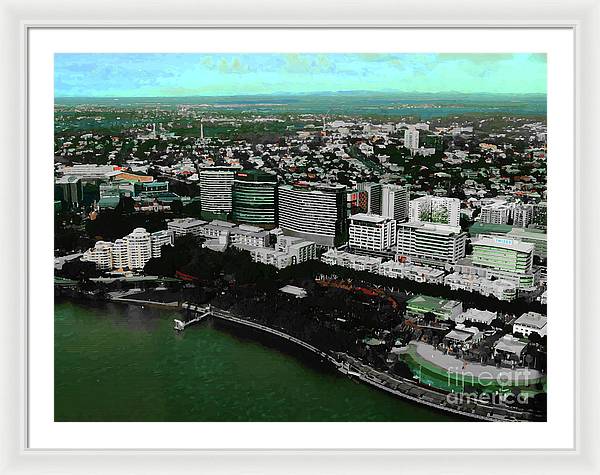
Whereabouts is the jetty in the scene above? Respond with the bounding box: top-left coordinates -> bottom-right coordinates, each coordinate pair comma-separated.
175,303 -> 211,331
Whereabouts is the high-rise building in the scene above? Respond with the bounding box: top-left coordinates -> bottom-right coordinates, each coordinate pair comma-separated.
112,239 -> 127,270
471,235 -> 534,274
278,183 -> 347,247
479,200 -> 512,225
404,128 -> 420,150
346,189 -> 369,216
150,230 -> 174,258
357,182 -> 382,215
125,228 -> 153,270
199,166 -> 240,213
513,204 -> 534,228
232,170 -> 277,225
349,213 -> 396,252
381,184 -> 409,222
396,222 -> 467,265
82,227 -> 173,271
532,201 -> 547,227
55,175 -> 83,207
82,241 -> 114,270
409,195 -> 460,227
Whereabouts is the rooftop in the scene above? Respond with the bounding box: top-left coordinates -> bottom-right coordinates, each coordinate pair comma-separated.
168,217 -> 208,228
280,182 -> 346,192
399,221 -> 463,235
493,335 -> 528,355
444,329 -> 473,342
507,228 -> 547,241
473,235 -> 535,253
235,169 -> 277,182
514,312 -> 547,329
350,213 -> 391,224
407,295 -> 461,312
459,308 -> 497,324
55,175 -> 81,184
279,285 -> 308,298
209,220 -> 236,228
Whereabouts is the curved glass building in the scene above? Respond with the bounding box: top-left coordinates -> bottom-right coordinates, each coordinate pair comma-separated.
232,170 -> 277,225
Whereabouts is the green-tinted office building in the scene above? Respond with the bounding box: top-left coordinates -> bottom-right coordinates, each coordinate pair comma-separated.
472,235 -> 534,274
232,170 -> 277,225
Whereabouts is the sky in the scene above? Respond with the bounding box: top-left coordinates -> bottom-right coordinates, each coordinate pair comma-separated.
54,53 -> 547,97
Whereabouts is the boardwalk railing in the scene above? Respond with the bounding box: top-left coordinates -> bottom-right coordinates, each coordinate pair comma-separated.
209,306 -> 339,366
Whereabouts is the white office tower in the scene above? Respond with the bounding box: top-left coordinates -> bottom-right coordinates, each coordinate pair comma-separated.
124,228 -> 152,270
199,166 -> 238,213
396,222 -> 467,265
381,184 -> 409,222
278,183 -> 347,247
479,200 -> 512,225
349,213 -> 396,252
513,204 -> 534,228
404,128 -> 420,150
409,195 -> 460,227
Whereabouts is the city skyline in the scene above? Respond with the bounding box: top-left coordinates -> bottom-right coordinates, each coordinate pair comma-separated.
53,51 -> 548,424
55,53 -> 547,97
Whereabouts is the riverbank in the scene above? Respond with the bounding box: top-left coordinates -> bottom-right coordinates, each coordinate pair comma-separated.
184,303 -> 540,421
55,294 -> 541,421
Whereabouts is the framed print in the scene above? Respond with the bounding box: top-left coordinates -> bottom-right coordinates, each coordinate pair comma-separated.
1,0 -> 599,473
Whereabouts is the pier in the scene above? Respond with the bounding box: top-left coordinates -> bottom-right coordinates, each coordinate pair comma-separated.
175,303 -> 211,330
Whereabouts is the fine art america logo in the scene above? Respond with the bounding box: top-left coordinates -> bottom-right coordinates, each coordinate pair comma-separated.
413,367 -> 535,406
444,368 -> 532,405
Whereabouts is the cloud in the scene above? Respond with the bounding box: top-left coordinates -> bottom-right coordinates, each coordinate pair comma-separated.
54,52 -> 547,97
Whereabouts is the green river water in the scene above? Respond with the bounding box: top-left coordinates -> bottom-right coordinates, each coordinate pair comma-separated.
55,299 -> 462,422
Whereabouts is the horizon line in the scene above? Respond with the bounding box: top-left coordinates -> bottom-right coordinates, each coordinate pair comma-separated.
54,90 -> 548,99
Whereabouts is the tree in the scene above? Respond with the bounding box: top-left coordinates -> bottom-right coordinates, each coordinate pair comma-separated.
528,332 -> 542,345
59,259 -> 101,281
183,200 -> 203,219
422,312 -> 436,325
114,195 -> 135,214
170,199 -> 184,215
490,317 -> 505,329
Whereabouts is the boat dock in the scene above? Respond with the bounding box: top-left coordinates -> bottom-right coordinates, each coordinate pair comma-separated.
175,303 -> 211,331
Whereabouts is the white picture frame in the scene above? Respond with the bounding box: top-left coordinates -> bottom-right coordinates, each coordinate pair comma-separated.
1,0 -> 598,473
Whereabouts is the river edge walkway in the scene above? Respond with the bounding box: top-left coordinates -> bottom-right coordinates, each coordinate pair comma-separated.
182,303 -> 542,422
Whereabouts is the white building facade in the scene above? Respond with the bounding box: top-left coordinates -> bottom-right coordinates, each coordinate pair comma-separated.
381,184 -> 409,222
404,128 -> 420,150
82,227 -> 173,271
278,183 -> 347,247
199,166 -> 239,213
167,218 -> 208,237
409,195 -> 460,227
396,222 -> 467,265
349,213 -> 396,252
